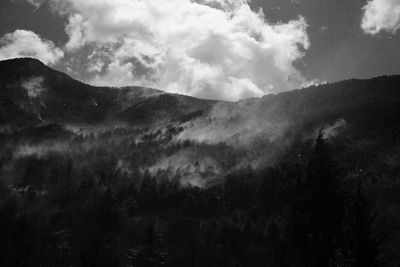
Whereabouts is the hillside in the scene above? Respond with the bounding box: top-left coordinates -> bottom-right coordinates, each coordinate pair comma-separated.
0,58 -> 215,127
1,58 -> 400,265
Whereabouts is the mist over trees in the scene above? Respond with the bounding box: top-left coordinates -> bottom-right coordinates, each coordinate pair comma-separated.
0,129 -> 388,266
1,59 -> 400,266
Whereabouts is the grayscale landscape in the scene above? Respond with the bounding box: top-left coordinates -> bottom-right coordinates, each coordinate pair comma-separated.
0,0 -> 400,266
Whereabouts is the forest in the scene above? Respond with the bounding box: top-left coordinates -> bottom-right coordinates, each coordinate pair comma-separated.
0,124 -> 397,267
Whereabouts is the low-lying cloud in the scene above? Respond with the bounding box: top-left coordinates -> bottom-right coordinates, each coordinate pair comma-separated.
13,142 -> 71,158
0,30 -> 64,65
323,119 -> 347,139
149,150 -> 222,187
22,76 -> 46,98
361,0 -> 400,35
177,100 -> 288,145
17,0 -> 310,101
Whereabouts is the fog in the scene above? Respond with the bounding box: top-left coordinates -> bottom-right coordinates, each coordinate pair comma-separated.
177,100 -> 288,147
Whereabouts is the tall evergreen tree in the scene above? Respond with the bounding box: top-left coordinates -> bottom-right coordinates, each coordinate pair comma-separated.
294,131 -> 344,267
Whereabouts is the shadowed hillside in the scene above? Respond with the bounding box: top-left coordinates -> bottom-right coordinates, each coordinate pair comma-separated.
1,58 -> 400,266
0,58 -> 215,127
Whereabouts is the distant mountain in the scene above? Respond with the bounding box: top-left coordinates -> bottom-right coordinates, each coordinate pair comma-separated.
2,57 -> 400,144
1,57 -> 400,186
175,74 -> 400,148
0,58 -> 215,128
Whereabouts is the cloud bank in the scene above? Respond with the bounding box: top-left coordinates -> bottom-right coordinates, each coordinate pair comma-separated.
60,0 -> 309,101
177,100 -> 288,146
11,0 -> 310,101
0,30 -> 64,65
362,0 -> 400,35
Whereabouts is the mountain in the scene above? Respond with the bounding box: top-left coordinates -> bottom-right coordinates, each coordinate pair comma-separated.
0,57 -> 399,191
0,58 -> 215,128
2,58 -> 400,141
2,58 -> 400,181
2,58 -> 400,266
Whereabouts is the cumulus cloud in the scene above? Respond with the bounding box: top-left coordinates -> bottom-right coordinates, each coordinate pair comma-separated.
43,0 -> 308,101
19,0 -> 309,100
0,30 -> 64,64
361,0 -> 400,35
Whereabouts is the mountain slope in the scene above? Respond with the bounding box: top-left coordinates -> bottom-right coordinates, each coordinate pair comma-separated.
176,75 -> 400,147
0,58 -> 216,128
2,58 -> 400,266
1,58 -> 400,187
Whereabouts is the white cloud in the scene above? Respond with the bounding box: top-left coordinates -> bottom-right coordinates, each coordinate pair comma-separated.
65,14 -> 86,51
52,0 -> 309,101
0,30 -> 64,65
301,79 -> 327,88
19,0 -> 309,101
362,0 -> 400,35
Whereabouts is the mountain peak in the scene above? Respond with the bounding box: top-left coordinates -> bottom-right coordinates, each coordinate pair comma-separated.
0,57 -> 46,69
0,57 -> 215,127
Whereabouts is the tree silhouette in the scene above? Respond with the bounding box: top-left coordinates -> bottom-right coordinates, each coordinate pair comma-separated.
294,131 -> 344,267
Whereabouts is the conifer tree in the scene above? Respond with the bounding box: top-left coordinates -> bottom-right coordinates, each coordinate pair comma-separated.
294,130 -> 344,267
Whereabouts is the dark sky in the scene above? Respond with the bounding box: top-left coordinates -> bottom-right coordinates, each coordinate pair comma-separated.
0,0 -> 67,45
0,0 -> 399,99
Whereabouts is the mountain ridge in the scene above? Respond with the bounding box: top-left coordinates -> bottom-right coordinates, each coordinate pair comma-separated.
0,57 -> 216,128
2,61 -> 400,266
2,57 -> 400,149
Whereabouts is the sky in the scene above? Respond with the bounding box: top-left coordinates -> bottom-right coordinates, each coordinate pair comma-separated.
0,0 -> 399,101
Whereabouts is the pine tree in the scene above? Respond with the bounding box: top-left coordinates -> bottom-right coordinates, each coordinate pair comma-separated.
295,130 -> 344,267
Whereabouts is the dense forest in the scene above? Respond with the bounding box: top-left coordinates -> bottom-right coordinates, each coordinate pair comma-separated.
0,129 -> 387,266
1,58 -> 400,266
